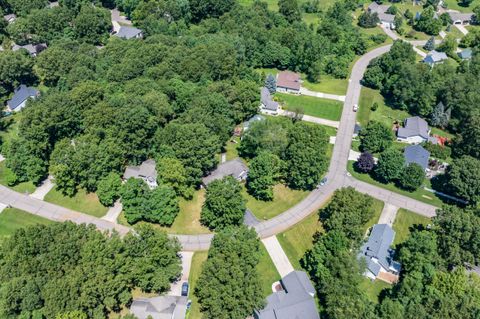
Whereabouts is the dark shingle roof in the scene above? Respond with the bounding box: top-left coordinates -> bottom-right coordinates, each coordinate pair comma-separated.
202,158 -> 248,185
6,85 -> 39,111
358,224 -> 396,273
261,87 -> 279,111
115,26 -> 143,39
404,144 -> 430,170
397,116 -> 429,139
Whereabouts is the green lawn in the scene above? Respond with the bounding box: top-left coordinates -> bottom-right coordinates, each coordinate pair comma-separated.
224,137 -> 240,161
258,243 -> 281,297
276,93 -> 344,121
443,0 -> 480,12
277,211 -> 324,270
302,74 -> 349,96
0,208 -> 53,241
392,209 -> 431,246
118,189 -> 212,235
359,278 -> 391,304
365,199 -> 385,232
347,161 -> 445,207
0,162 -> 36,194
186,251 -> 209,319
243,184 -> 310,220
44,187 -> 108,218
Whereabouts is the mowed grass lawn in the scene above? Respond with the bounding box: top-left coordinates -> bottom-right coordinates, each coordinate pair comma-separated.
0,208 -> 53,242
258,243 -> 281,297
443,0 -> 480,12
276,93 -> 343,121
243,184 -> 310,220
347,161 -> 444,207
0,162 -> 36,194
44,187 -> 108,218
186,251 -> 208,319
392,209 -> 431,246
359,278 -> 391,304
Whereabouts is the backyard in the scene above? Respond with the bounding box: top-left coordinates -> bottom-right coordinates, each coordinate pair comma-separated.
0,208 -> 53,242
392,208 -> 431,246
276,93 -> 343,121
44,187 -> 108,218
359,278 -> 391,304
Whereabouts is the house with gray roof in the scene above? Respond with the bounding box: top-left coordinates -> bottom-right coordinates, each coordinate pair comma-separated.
358,224 -> 401,284
123,159 -> 158,189
113,26 -> 143,39
202,158 -> 248,186
130,296 -> 187,319
367,2 -> 396,29
448,11 -> 474,25
254,271 -> 319,319
397,116 -> 430,144
261,87 -> 279,114
3,14 -> 16,23
458,48 -> 473,60
6,85 -> 39,112
404,144 -> 430,171
423,50 -> 448,67
12,43 -> 47,57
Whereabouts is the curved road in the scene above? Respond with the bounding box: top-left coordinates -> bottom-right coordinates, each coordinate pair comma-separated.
0,44 -> 437,251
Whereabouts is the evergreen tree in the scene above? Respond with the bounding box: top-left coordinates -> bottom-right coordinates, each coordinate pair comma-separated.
265,74 -> 277,94
424,36 -> 436,51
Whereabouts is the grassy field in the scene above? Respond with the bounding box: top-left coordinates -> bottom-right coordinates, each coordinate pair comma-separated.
347,161 -> 444,207
243,184 -> 310,220
276,93 -> 344,121
392,209 -> 431,246
0,161 -> 36,194
443,0 -> 480,12
0,208 -> 53,242
258,243 -> 281,297
44,187 -> 108,218
186,251 -> 209,319
359,278 -> 391,304
277,211 -> 325,270
365,198 -> 385,231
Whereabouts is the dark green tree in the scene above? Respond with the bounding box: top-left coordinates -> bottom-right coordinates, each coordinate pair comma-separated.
265,74 -> 276,94
201,176 -> 246,230
6,0 -> 47,15
278,0 -> 302,23
96,172 -> 122,207
359,121 -> 394,153
444,155 -> 480,205
398,163 -> 425,191
156,157 -> 193,199
246,151 -> 283,201
73,5 -> 112,45
375,148 -> 405,183
0,51 -> 34,95
358,11 -> 380,28
423,36 -> 436,51
189,0 -> 236,22
356,152 -> 375,173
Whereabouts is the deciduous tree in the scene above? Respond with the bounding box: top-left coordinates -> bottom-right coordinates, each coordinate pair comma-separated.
375,148 -> 405,183
398,163 -> 425,191
246,151 -> 283,201
359,121 -> 394,153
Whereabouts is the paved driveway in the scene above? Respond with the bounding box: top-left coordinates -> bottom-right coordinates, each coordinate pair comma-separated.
261,236 -> 294,278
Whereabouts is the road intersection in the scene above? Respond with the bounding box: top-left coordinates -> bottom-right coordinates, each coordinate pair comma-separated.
0,43 -> 438,251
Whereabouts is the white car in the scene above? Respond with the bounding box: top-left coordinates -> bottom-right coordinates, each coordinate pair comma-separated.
353,104 -> 358,112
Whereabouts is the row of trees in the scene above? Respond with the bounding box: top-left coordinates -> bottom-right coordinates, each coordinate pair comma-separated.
0,223 -> 181,318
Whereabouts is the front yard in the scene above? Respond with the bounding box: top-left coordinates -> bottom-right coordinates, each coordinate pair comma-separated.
0,208 -> 53,242
0,162 -> 36,194
44,187 -> 108,218
276,93 -> 344,121
392,208 -> 431,246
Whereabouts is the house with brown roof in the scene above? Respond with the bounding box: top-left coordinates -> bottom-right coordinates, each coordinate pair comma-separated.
276,71 -> 301,94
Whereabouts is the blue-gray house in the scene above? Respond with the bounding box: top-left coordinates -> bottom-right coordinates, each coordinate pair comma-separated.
458,48 -> 472,60
6,85 -> 39,112
423,50 -> 448,67
404,144 -> 430,171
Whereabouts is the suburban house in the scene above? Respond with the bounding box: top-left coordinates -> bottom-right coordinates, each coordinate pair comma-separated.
123,159 -> 158,189
358,224 -> 401,284
6,85 -> 39,112
254,271 -> 320,319
397,116 -> 431,144
458,48 -> 473,60
447,12 -> 474,25
202,158 -> 248,186
276,71 -> 301,94
367,2 -> 396,29
3,14 -> 16,23
404,144 -> 431,171
423,50 -> 448,66
112,21 -> 143,39
243,114 -> 266,131
12,43 -> 48,57
130,296 -> 187,319
260,87 -> 279,114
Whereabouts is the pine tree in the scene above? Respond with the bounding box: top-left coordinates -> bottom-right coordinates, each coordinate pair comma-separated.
265,74 -> 277,94
424,36 -> 435,51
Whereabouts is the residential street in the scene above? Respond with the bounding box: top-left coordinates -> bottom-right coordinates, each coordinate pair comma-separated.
0,43 -> 438,250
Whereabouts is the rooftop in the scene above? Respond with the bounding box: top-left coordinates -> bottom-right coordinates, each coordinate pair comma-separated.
277,71 -> 301,91
255,271 -> 319,319
261,87 -> 279,111
115,26 -> 143,39
7,85 -> 39,111
202,158 -> 248,185
447,11 -> 474,22
124,159 -> 157,181
397,116 -> 429,139
423,50 -> 448,64
130,296 -> 187,319
404,144 -> 430,170
12,43 -> 47,56
358,224 -> 396,274
458,48 -> 472,60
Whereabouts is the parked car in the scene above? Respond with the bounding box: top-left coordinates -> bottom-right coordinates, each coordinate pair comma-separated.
181,282 -> 189,296
353,104 -> 358,112
317,178 -> 327,188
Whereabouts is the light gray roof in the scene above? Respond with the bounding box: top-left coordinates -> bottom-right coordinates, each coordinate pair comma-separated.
368,2 -> 391,14
124,159 -> 157,182
261,87 -> 279,111
458,48 -> 472,60
114,26 -> 143,39
130,296 -> 187,319
423,50 -> 448,64
202,158 -> 248,185
358,224 -> 396,272
6,85 -> 39,110
244,114 -> 266,129
447,12 -> 474,22
3,14 -> 16,22
255,271 -> 319,319
404,144 -> 430,170
397,116 -> 429,139
12,43 -> 47,56
378,12 -> 395,23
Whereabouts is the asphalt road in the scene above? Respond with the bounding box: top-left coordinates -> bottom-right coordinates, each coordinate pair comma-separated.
0,43 -> 438,251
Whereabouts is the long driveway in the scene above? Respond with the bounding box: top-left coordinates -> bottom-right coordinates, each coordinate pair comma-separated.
0,44 -> 438,250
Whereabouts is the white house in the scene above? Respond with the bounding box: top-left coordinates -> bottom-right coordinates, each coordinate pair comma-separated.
6,85 -> 40,113
358,224 -> 401,284
397,116 -> 431,144
12,43 -> 48,57
276,71 -> 301,94
260,87 -> 279,115
123,159 -> 158,189
367,2 -> 396,29
3,14 -> 16,23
